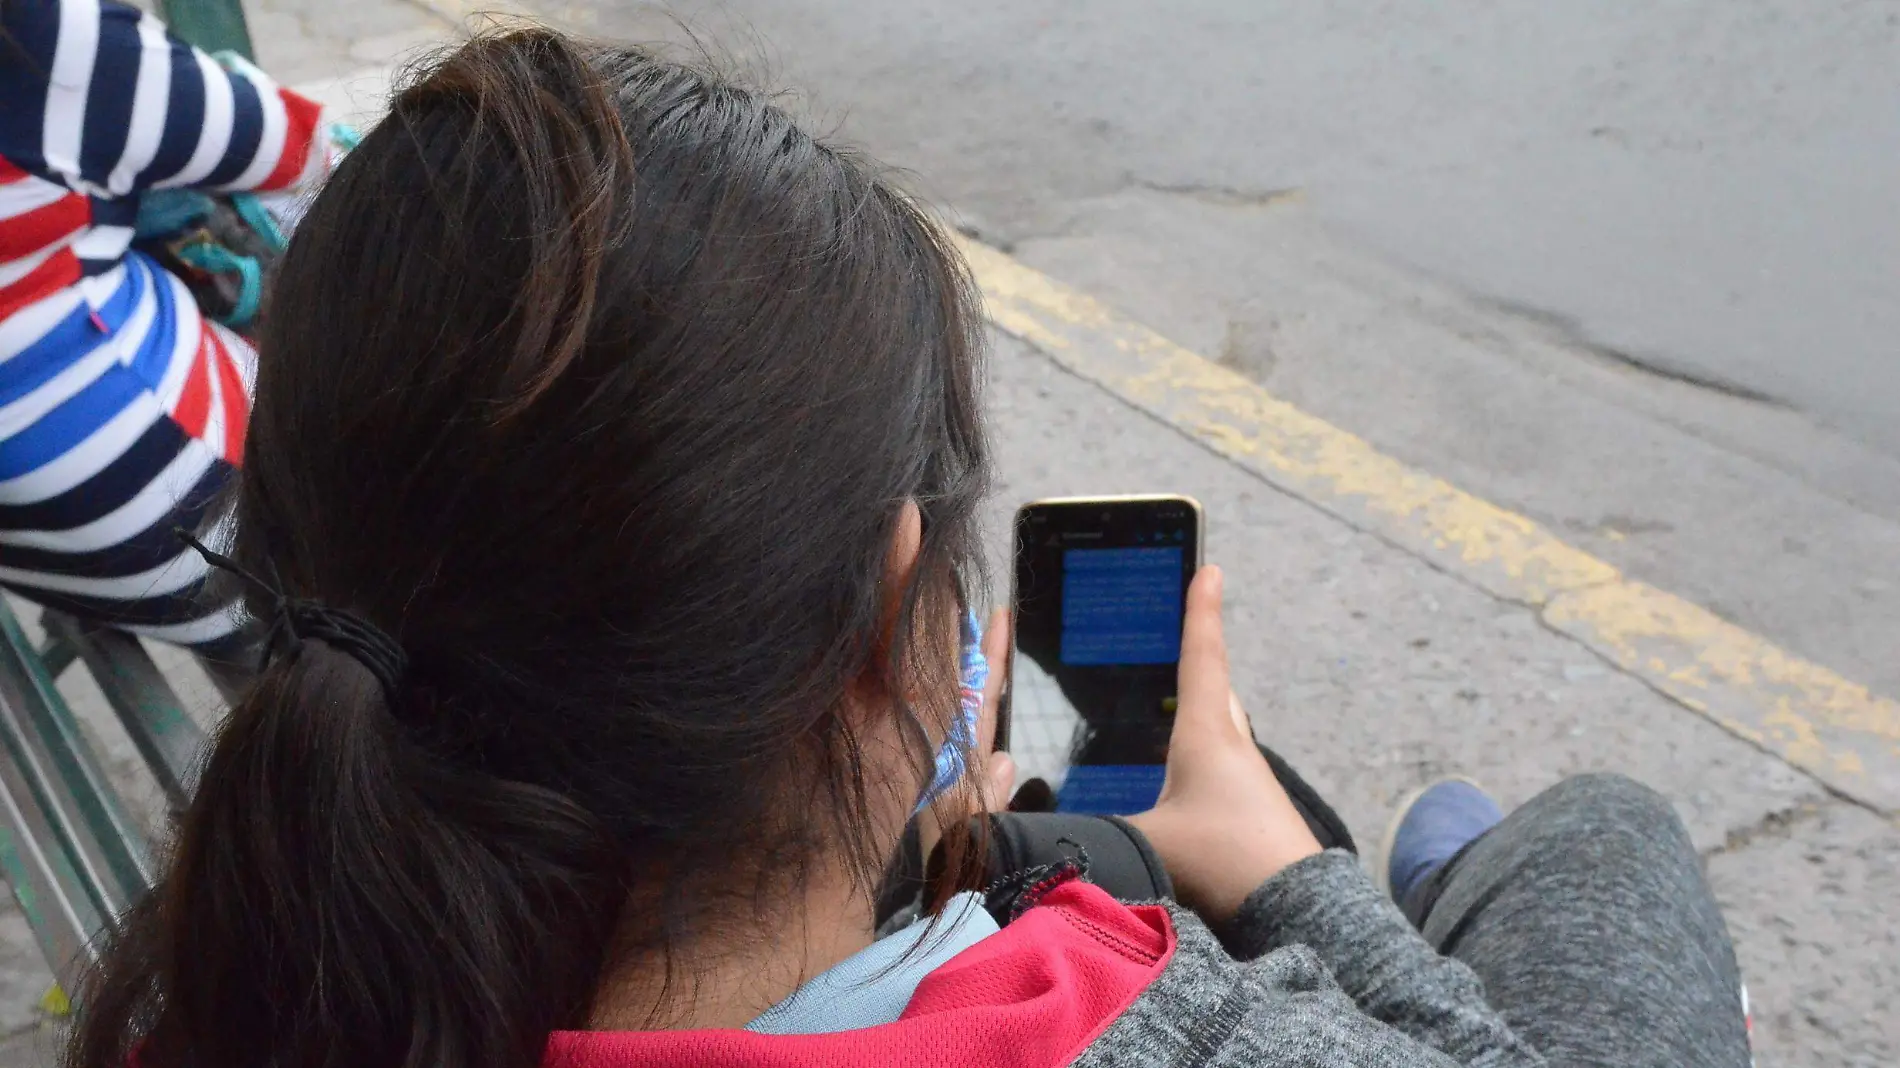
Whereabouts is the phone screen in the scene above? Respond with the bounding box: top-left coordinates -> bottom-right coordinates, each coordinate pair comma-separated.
1009,498 -> 1200,815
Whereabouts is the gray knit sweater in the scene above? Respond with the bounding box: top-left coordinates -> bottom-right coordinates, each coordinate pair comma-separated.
1071,850 -> 1545,1067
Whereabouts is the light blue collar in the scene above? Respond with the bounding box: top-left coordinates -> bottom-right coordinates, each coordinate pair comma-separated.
745,892 -> 999,1035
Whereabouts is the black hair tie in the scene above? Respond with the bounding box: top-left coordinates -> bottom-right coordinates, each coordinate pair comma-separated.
176,528 -> 408,701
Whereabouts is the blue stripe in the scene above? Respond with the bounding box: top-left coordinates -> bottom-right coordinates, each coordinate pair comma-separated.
0,256 -> 188,481
0,362 -> 148,480
0,417 -> 188,531
0,301 -> 110,409
76,2 -> 145,188
77,196 -> 139,274
0,0 -> 58,176
91,195 -> 138,228
200,64 -> 263,187
101,254 -> 148,323
0,577 -> 230,632
2,254 -> 186,401
0,461 -> 226,578
125,253 -> 179,386
141,37 -> 206,186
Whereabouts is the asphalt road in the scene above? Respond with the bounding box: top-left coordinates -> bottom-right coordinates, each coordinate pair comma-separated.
578,0 -> 1900,454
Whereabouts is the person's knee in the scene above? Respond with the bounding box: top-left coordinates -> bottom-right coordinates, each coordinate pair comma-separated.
1535,772 -> 1690,851
1552,770 -> 1668,809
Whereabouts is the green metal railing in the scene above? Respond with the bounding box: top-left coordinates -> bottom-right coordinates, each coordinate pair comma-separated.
0,603 -> 160,990
158,0 -> 256,60
0,600 -> 230,992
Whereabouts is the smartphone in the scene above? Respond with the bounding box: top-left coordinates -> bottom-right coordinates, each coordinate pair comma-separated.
1005,495 -> 1202,815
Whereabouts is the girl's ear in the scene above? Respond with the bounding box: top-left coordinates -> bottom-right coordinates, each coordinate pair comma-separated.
880,501 -> 924,636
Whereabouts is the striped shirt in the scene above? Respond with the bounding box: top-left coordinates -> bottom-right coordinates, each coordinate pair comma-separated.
1,0 -> 327,645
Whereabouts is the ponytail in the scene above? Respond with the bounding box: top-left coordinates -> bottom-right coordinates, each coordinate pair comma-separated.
70,644 -> 626,1068
71,33 -> 644,1067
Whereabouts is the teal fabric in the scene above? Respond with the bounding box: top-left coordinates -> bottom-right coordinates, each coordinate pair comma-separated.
230,193 -> 288,252
171,241 -> 262,326
746,892 -> 999,1035
134,189 -> 214,239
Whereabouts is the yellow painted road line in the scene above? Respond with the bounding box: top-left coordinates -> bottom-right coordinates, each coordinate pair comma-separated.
957,235 -> 1900,813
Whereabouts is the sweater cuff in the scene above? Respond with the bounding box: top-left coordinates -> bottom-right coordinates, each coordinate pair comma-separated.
1222,848 -> 1397,962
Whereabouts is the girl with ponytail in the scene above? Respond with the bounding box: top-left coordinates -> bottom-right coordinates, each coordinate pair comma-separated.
66,24 -> 1748,1068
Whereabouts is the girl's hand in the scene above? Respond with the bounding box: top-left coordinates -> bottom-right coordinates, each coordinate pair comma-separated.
1126,567 -> 1321,922
969,607 -> 1017,809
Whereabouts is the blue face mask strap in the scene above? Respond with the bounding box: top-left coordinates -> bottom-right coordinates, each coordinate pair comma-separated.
912,608 -> 989,815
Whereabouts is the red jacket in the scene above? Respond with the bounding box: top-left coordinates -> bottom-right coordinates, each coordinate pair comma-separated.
544,880 -> 1173,1068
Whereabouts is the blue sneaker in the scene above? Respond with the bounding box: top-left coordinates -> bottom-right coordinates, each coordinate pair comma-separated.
1380,778 -> 1504,905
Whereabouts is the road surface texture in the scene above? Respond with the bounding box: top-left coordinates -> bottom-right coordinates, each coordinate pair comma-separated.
587,1 -> 1900,455
0,3 -> 1893,1066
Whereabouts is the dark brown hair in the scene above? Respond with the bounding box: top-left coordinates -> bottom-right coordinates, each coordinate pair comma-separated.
67,27 -> 987,1068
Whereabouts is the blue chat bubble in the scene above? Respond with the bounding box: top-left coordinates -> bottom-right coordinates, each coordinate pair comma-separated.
1060,547 -> 1183,666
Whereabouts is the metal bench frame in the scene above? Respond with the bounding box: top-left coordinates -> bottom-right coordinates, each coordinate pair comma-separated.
0,603 -> 221,992
156,0 -> 256,61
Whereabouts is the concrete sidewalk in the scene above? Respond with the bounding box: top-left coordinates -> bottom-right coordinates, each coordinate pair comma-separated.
0,3 -> 1892,1065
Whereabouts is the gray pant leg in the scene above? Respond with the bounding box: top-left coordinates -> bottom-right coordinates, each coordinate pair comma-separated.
1412,773 -> 1750,1068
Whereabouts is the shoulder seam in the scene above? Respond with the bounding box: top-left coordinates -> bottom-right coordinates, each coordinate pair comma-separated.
1052,905 -> 1165,965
